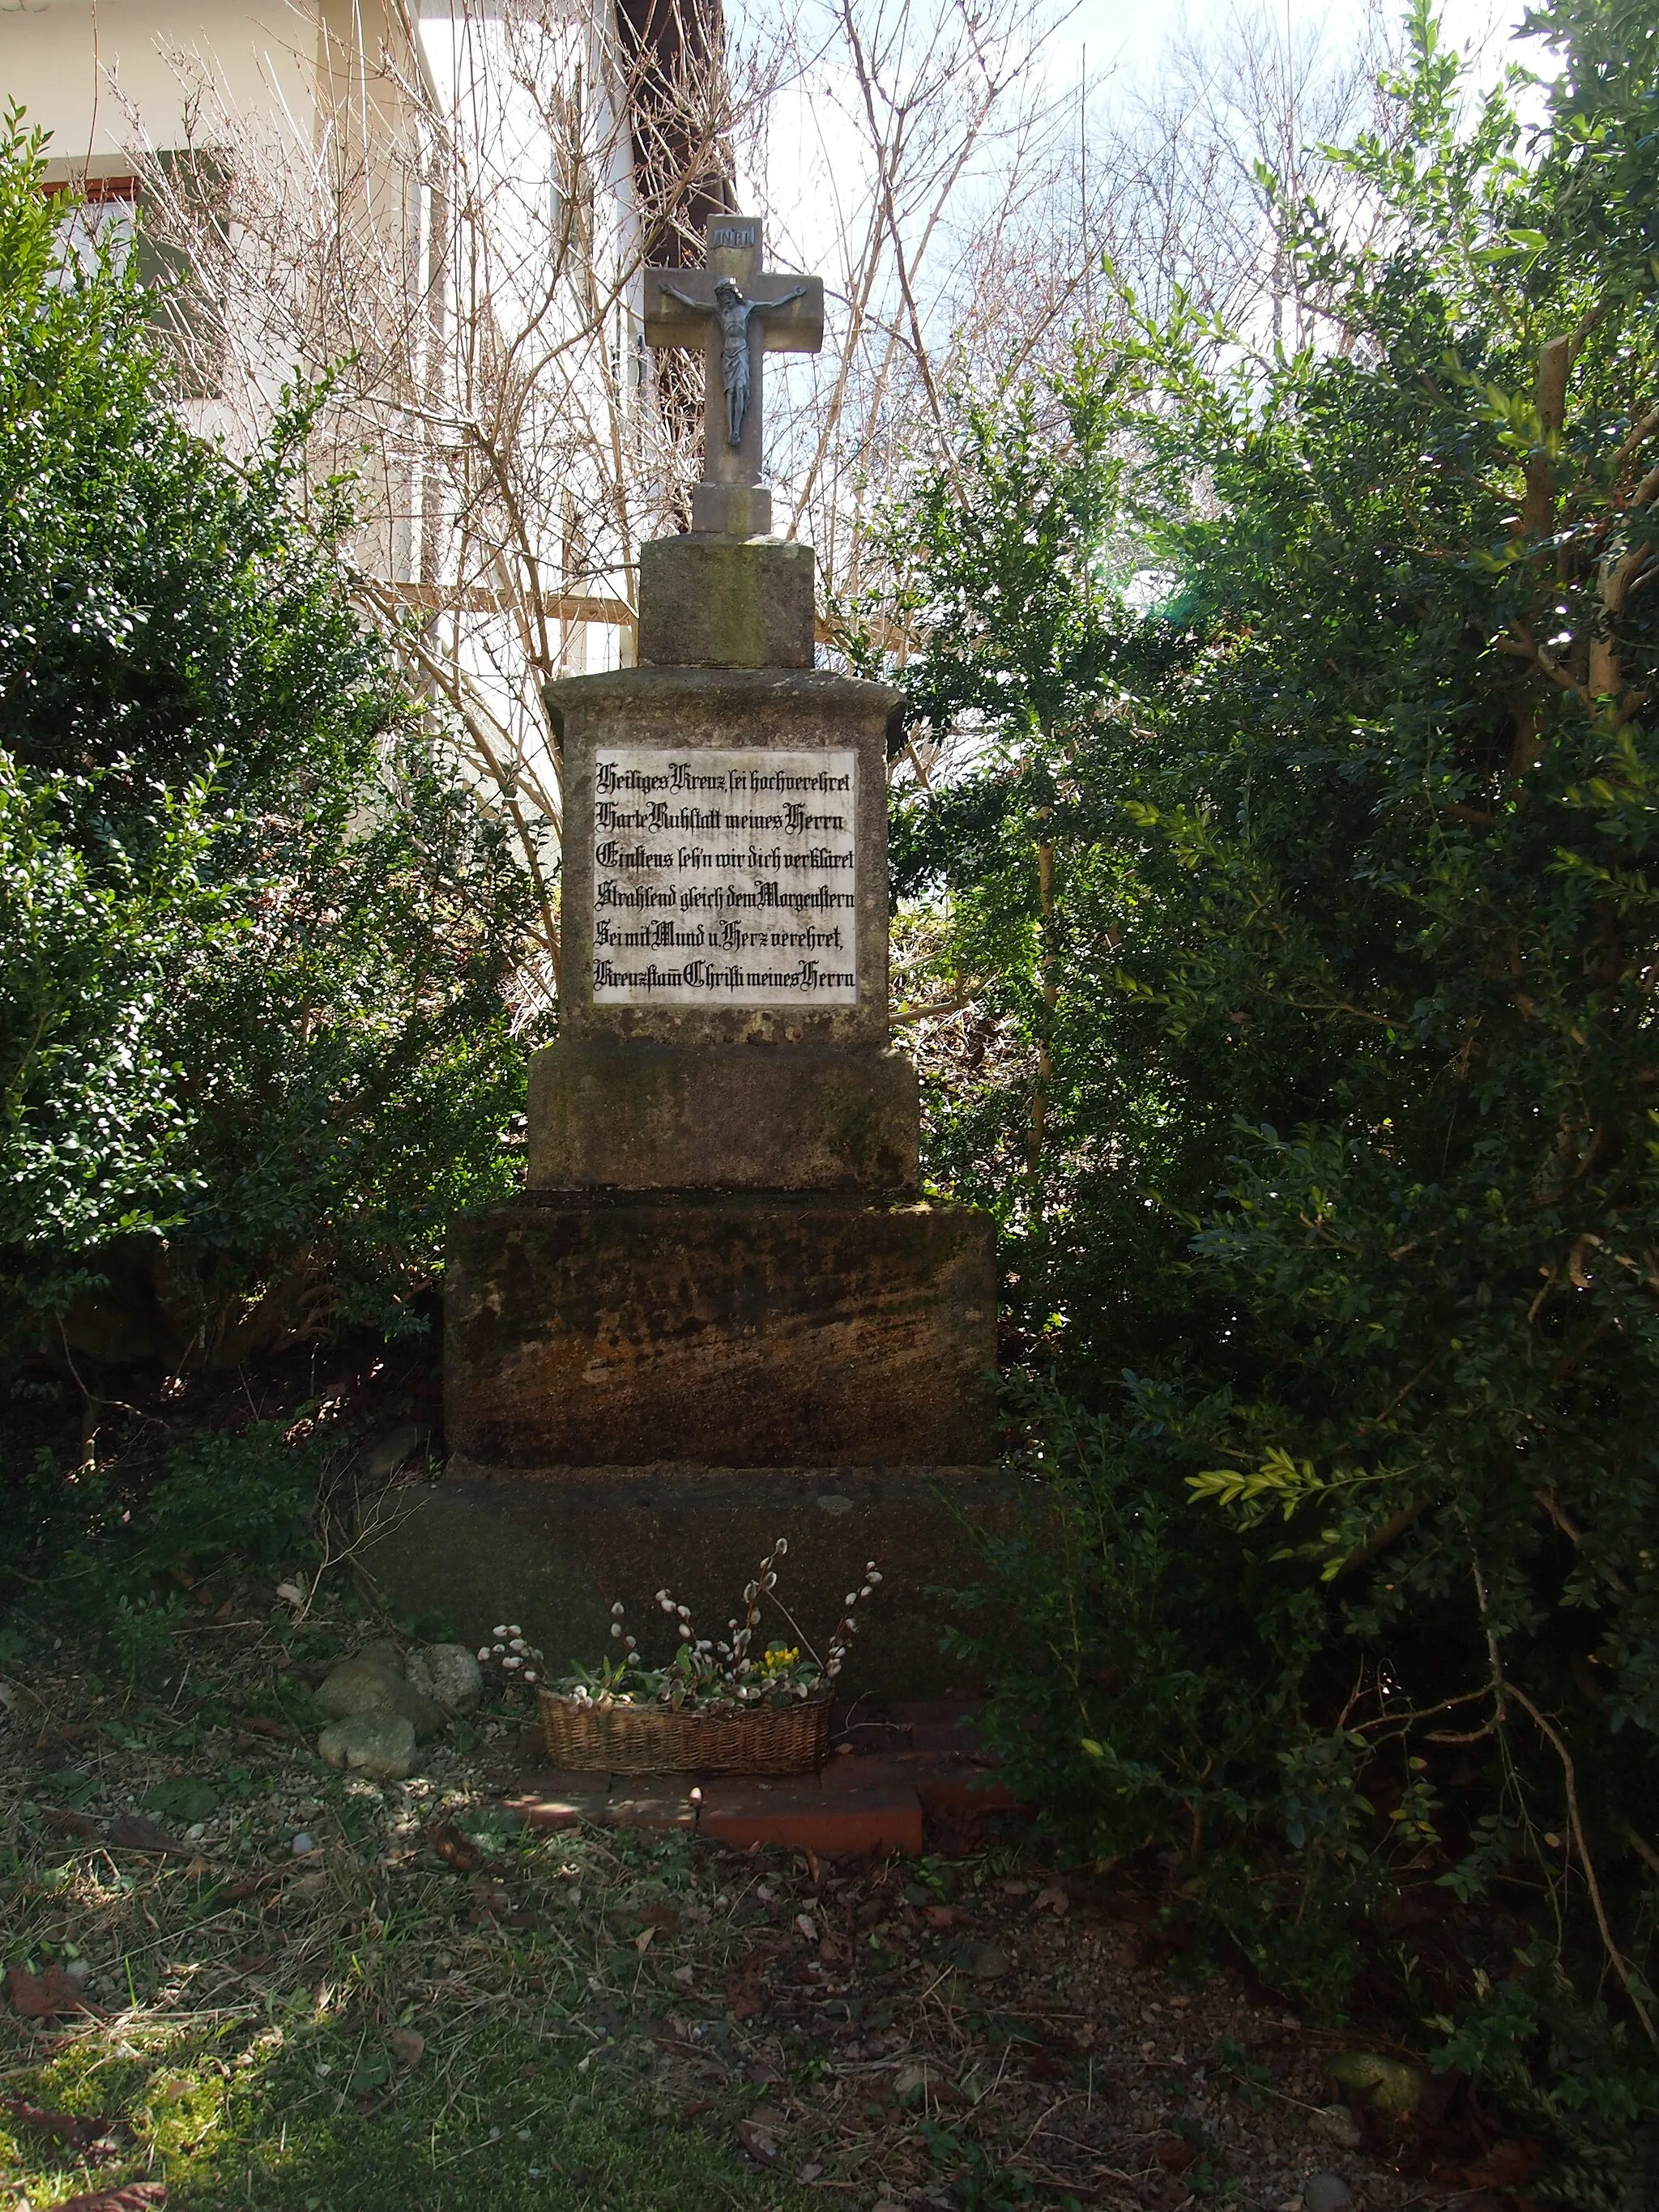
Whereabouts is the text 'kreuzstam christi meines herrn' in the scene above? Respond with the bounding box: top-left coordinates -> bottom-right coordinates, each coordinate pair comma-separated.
591,748 -> 858,1006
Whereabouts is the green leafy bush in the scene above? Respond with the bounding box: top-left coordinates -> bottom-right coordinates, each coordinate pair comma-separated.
4,1416 -> 339,1678
883,0 -> 1659,2184
0,106 -> 537,1362
137,1423 -> 326,1576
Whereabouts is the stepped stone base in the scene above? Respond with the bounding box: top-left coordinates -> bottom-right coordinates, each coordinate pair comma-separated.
357,1461 -> 1021,1698
445,1192 -> 995,1468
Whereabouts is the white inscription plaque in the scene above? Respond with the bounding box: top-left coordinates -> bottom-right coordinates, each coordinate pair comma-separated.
591,747 -> 858,1005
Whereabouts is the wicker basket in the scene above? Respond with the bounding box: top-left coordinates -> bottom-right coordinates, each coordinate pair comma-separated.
539,1686 -> 831,1775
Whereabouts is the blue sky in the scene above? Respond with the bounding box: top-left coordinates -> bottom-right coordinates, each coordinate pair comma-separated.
1040,0 -> 1532,88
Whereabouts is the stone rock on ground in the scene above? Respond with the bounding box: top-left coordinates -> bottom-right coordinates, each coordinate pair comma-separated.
952,1939 -> 1010,1981
317,1712 -> 417,1780
365,1423 -> 425,1478
1326,2049 -> 1426,2116
314,1653 -> 443,1740
1308,2107 -> 1363,2151
1303,2176 -> 1354,2212
404,1643 -> 483,1714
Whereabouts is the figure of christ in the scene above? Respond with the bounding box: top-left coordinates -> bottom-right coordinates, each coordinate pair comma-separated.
657,276 -> 809,447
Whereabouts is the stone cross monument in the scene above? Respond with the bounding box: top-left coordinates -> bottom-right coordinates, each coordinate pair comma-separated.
429,217 -> 1001,1692
642,215 -> 822,539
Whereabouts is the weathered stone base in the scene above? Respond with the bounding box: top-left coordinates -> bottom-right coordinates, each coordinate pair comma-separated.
688,482 -> 773,539
527,1041 -> 919,1191
638,533 -> 814,667
357,1461 -> 1022,1697
445,1193 -> 996,1467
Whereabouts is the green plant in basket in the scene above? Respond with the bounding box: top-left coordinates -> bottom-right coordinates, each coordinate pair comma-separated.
548,1539 -> 882,1712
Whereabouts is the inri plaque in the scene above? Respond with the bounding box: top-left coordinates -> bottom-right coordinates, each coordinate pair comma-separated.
591,747 -> 858,1006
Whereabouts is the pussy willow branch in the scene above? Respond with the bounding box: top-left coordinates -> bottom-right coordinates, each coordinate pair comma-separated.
1504,1680 -> 1659,2060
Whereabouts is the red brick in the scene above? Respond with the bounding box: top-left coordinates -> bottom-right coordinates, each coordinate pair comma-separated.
888,1700 -> 996,1759
607,1774 -> 698,1829
906,1722 -> 995,1760
819,1754 -> 920,1794
834,1720 -> 912,1754
913,1767 -> 1021,1817
821,1746 -> 1022,1818
889,1697 -> 987,1728
505,1771 -> 609,1830
698,1776 -> 923,1856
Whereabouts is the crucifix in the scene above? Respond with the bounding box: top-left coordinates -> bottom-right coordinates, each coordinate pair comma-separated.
643,215 -> 824,538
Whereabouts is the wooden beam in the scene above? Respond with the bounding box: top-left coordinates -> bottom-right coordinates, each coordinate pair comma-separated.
377,586 -> 911,655
379,582 -> 638,627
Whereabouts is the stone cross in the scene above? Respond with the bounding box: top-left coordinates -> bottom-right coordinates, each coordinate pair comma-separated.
643,215 -> 824,538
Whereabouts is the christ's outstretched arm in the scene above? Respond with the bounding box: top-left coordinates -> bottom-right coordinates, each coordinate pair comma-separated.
658,283 -> 708,314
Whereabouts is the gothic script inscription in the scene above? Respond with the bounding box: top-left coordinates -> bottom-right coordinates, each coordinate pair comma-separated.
591,748 -> 858,1005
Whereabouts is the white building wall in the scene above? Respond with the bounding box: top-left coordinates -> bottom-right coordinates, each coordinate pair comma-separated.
2,0 -> 320,180
5,0 -> 650,835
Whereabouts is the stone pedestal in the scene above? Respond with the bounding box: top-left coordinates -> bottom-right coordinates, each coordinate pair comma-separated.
527,1041 -> 919,1191
446,1193 -> 994,1467
638,536 -> 814,668
358,1466 -> 1018,1701
421,527 -> 1000,1694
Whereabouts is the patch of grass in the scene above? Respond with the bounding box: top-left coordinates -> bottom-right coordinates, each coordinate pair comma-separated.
3,2019 -> 813,2211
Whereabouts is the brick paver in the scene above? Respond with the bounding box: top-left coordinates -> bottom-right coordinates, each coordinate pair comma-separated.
500,1701 -> 1023,1855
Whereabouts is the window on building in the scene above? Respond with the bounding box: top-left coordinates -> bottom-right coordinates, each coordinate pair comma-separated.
44,156 -> 229,400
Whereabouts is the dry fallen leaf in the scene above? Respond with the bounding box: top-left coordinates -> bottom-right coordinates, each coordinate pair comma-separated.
107,1813 -> 191,1858
2,2095 -> 121,2154
734,2115 -> 783,2164
893,2061 -> 969,2107
633,1924 -> 656,1952
390,2027 -> 426,2067
43,1806 -> 99,1839
1459,2140 -> 1542,2191
235,1714 -> 293,1741
428,1821 -> 483,1873
1032,1884 -> 1071,1916
5,1964 -> 104,2019
54,2186 -> 167,2212
923,1903 -> 966,1930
